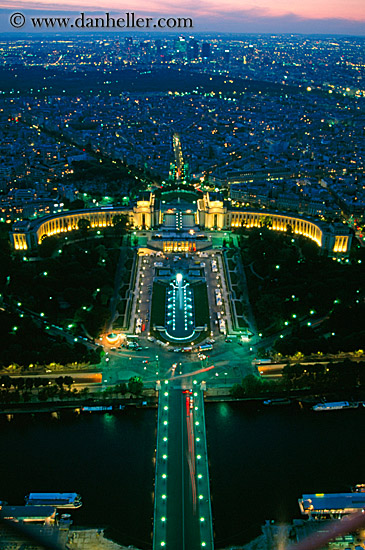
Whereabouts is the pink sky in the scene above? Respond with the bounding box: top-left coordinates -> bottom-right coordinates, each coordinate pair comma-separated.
0,0 -> 364,21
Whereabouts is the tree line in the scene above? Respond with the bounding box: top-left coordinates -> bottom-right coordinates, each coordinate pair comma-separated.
231,360 -> 365,399
0,375 -> 144,405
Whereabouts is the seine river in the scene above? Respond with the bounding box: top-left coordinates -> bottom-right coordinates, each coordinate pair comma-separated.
1,403 -> 364,549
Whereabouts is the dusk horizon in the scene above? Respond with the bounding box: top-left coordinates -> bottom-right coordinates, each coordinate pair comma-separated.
0,0 -> 364,35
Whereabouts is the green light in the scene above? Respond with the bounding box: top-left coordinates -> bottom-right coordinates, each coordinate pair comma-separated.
284,321 -> 289,326
161,517 -> 166,522
197,455 -> 201,459
199,495 -> 203,500
196,437 -> 200,442
200,517 -> 205,522
195,421 -> 199,426
163,437 -> 167,442
40,312 -> 45,317
163,420 -> 168,425
292,314 -> 297,318
198,474 -> 202,478
12,326 -> 18,331
275,265 -> 280,269
162,474 -> 167,479
162,454 -> 167,459
162,495 -> 166,499
202,543 -> 206,547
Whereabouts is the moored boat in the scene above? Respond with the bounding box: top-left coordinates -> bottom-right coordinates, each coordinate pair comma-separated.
312,401 -> 358,411
25,493 -> 82,509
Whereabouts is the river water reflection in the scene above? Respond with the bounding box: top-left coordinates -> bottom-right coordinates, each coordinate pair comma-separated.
206,402 -> 365,548
0,403 -> 364,549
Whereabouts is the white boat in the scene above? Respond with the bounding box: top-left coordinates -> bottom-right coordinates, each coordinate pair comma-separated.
312,401 -> 358,411
25,493 -> 82,509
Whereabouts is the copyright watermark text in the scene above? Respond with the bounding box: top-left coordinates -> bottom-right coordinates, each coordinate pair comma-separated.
9,12 -> 193,30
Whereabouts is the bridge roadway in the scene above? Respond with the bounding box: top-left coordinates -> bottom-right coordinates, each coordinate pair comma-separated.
153,381 -> 214,550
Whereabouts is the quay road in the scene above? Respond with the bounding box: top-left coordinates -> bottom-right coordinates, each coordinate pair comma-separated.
153,382 -> 214,550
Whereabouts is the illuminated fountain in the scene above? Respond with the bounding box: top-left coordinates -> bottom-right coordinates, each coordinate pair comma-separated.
164,273 -> 195,342
176,272 -> 183,310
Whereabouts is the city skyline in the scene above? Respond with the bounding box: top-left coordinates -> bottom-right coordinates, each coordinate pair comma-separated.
0,0 -> 364,35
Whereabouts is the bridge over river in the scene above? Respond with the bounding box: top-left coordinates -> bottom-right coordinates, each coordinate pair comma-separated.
153,381 -> 214,550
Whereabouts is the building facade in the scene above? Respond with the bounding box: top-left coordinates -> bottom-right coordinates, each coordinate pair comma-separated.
10,192 -> 352,255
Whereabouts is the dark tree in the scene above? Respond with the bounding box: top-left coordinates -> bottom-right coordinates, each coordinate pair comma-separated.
128,376 -> 144,396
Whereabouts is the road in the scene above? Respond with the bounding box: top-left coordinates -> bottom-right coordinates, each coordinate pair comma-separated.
165,389 -> 201,549
153,385 -> 214,550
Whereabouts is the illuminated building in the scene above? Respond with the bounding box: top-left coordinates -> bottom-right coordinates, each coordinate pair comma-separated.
10,192 -> 352,255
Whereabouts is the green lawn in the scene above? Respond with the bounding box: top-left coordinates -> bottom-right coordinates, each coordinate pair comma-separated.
150,282 -> 168,327
237,317 -> 248,328
192,282 -> 209,328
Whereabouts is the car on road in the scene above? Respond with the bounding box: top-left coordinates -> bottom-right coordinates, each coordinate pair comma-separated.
147,336 -> 155,342
142,360 -> 149,364
173,348 -> 182,353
